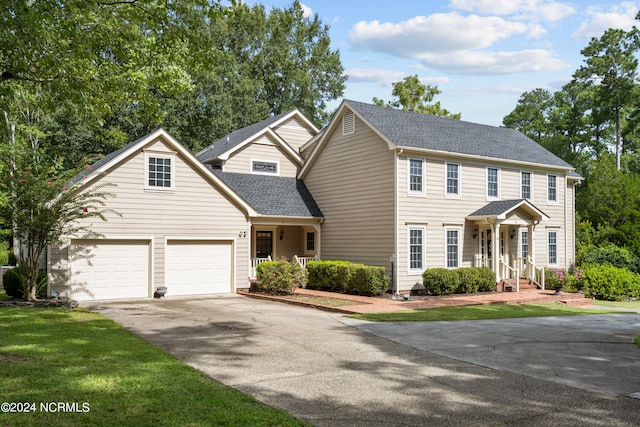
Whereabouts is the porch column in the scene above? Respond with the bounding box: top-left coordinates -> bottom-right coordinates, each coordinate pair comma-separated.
493,222 -> 500,281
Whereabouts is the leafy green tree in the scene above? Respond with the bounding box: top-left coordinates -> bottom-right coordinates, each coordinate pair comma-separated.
373,75 -> 461,119
573,28 -> 640,170
502,88 -> 552,142
0,141 -> 117,301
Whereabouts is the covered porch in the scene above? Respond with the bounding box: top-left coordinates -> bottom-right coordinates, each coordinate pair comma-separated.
467,199 -> 549,291
249,220 -> 320,279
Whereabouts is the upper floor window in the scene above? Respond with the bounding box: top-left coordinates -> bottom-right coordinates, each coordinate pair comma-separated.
446,163 -> 459,196
487,167 -> 499,198
547,174 -> 557,202
146,154 -> 174,190
408,158 -> 424,194
252,160 -> 278,175
521,171 -> 531,200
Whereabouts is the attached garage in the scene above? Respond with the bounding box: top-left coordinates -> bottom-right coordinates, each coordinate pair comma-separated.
68,239 -> 151,301
165,240 -> 233,296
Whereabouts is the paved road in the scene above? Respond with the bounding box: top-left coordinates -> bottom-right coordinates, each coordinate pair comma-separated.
85,296 -> 640,426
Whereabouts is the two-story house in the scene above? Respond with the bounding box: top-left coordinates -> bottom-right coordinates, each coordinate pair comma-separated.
49,100 -> 580,300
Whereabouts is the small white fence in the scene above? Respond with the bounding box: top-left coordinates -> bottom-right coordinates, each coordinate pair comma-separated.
250,255 -> 317,279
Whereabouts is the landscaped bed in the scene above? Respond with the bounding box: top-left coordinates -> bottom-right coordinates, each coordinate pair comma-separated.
0,307 -> 309,427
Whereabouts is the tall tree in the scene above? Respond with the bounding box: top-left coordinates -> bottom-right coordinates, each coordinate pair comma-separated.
373,75 -> 461,119
502,89 -> 552,143
573,28 -> 640,170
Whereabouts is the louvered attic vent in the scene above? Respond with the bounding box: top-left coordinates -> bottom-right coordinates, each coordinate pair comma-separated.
342,110 -> 355,135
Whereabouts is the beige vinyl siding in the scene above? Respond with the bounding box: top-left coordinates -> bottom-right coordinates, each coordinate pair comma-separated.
304,113 -> 395,268
396,153 -> 571,291
273,116 -> 316,152
565,178 -> 577,270
49,137 -> 249,296
223,136 -> 299,177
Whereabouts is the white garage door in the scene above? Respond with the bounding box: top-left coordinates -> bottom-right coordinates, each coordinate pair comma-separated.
69,240 -> 150,300
165,240 -> 232,296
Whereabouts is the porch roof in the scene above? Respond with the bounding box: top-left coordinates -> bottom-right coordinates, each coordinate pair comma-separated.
467,199 -> 549,221
211,170 -> 324,218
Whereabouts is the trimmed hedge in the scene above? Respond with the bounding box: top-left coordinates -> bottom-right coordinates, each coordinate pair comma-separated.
582,264 -> 640,301
306,260 -> 388,296
423,267 -> 496,295
254,259 -> 306,295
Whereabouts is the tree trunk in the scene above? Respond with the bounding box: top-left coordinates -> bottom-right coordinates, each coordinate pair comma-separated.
615,107 -> 621,170
4,111 -> 20,262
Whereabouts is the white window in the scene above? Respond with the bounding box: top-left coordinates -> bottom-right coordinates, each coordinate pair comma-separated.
521,230 -> 529,259
408,227 -> 425,272
445,228 -> 460,268
343,110 -> 355,135
251,160 -> 279,175
446,163 -> 459,196
487,167 -> 499,198
548,230 -> 558,265
408,158 -> 424,194
145,153 -> 174,190
547,174 -> 557,202
521,171 -> 531,200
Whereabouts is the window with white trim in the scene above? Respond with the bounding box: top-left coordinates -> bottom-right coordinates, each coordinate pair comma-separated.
252,160 -> 278,175
548,230 -> 558,265
408,158 -> 424,194
547,174 -> 557,202
146,154 -> 174,190
521,230 -> 529,259
445,228 -> 460,268
487,167 -> 499,198
446,163 -> 459,196
521,171 -> 531,200
343,110 -> 355,135
306,232 -> 315,252
408,227 -> 424,272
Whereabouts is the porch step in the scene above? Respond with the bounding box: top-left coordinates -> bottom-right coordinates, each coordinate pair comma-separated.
498,279 -> 539,292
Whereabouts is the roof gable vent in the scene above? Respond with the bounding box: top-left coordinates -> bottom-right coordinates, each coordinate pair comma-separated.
342,110 -> 355,135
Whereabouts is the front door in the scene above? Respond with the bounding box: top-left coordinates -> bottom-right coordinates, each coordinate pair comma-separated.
255,231 -> 273,258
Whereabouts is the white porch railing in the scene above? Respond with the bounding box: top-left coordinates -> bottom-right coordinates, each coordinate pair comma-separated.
526,256 -> 545,290
250,255 -> 271,279
292,255 -> 317,269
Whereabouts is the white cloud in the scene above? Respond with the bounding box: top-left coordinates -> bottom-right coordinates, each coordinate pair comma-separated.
572,2 -> 639,39
345,68 -> 407,84
299,2 -> 313,18
449,0 -> 576,21
349,12 -> 541,56
417,49 -> 568,75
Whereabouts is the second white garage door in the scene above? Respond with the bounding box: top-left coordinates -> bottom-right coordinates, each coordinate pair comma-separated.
165,240 -> 232,296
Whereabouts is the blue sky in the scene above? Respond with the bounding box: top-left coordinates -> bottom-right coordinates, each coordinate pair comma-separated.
247,0 -> 639,126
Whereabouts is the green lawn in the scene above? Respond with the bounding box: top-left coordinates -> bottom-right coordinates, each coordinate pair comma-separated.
349,303 -> 630,322
591,300 -> 640,309
0,307 -> 308,427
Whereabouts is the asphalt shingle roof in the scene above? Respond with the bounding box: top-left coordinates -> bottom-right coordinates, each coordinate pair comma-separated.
345,100 -> 574,169
212,170 -> 323,218
197,111 -> 296,162
469,199 -> 529,217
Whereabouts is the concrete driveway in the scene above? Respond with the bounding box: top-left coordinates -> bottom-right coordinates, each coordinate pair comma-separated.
85,296 -> 640,426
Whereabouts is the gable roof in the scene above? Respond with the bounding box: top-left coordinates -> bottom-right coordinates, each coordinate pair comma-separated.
301,100 -> 574,177
467,199 -> 549,221
76,128 -> 257,216
211,170 -> 323,218
196,109 -> 318,164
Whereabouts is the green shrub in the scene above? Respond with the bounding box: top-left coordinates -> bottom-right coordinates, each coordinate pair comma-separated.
306,261 -> 388,296
2,268 -> 47,299
475,267 -> 497,292
581,244 -> 640,273
582,264 -> 640,301
422,268 -> 459,295
455,268 -> 480,293
545,268 -> 567,290
254,259 -> 306,295
0,250 -> 8,266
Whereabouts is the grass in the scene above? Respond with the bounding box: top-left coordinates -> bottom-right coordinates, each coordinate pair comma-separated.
590,300 -> 640,308
0,307 -> 309,427
349,303 -> 630,322
0,290 -> 8,301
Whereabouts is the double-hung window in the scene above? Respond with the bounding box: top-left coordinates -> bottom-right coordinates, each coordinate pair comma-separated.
446,228 -> 460,268
547,174 -> 557,203
521,230 -> 529,259
548,230 -> 558,265
487,167 -> 499,198
408,158 -> 424,194
408,227 -> 424,272
146,154 -> 174,190
446,163 -> 459,196
521,171 -> 531,200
